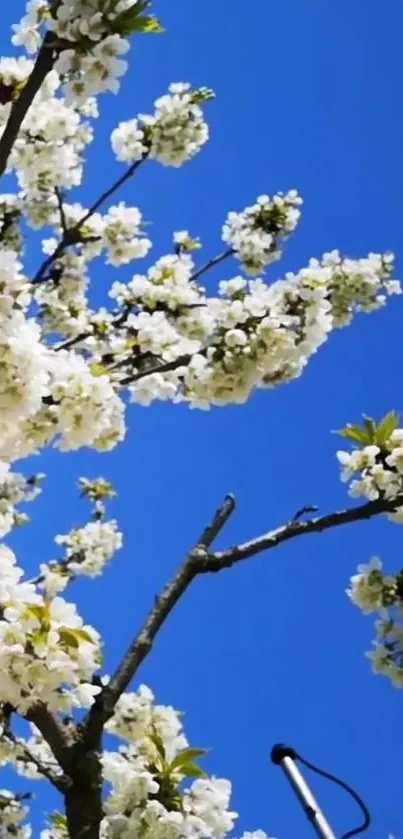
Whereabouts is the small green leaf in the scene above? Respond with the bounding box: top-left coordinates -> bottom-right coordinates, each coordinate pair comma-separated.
90,362 -> 107,377
375,410 -> 400,446
31,627 -> 50,647
110,2 -> 164,37
49,812 -> 68,836
334,424 -> 369,445
129,15 -> 164,33
362,415 -> 376,444
190,87 -> 215,103
179,762 -> 207,779
150,728 -> 166,760
38,6 -> 52,22
24,603 -> 50,629
58,627 -> 95,650
170,748 -> 208,771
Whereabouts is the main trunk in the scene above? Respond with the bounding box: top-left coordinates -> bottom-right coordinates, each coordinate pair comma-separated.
65,748 -> 103,839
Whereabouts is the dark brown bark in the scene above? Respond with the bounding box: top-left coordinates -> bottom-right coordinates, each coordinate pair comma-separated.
0,33 -> 57,178
65,746 -> 103,839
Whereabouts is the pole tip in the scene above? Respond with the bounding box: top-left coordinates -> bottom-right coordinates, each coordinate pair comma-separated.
271,743 -> 297,764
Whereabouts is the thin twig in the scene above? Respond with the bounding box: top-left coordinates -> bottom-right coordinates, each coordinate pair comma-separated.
78,158 -> 144,227
32,239 -> 66,285
32,159 -> 145,284
292,505 -> 319,522
189,248 -> 234,284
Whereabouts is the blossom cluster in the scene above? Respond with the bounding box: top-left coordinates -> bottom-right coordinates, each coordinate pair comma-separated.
0,56 -> 96,199
117,249 -> 398,409
347,558 -> 403,688
337,424 -> 403,521
111,83 -> 212,167
222,192 -> 302,275
39,518 -> 123,597
0,543 -> 102,714
0,790 -> 30,839
12,0 -> 154,104
337,414 -> 403,686
101,685 -> 267,839
0,462 -> 43,538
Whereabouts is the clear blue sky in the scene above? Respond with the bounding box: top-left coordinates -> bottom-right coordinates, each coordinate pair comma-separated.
2,1 -> 403,837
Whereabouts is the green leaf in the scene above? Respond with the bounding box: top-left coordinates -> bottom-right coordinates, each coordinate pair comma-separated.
30,627 -> 50,647
170,748 -> 208,771
110,2 -> 164,37
179,762 -> 207,779
38,6 -> 52,22
129,15 -> 164,33
58,627 -> 95,650
90,362 -> 107,377
190,87 -> 215,103
49,812 -> 68,836
362,415 -> 376,444
334,424 -> 370,445
375,410 -> 400,446
150,728 -> 166,760
24,603 -> 50,629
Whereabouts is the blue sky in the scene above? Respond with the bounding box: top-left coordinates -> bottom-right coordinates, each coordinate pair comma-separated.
2,1 -> 403,837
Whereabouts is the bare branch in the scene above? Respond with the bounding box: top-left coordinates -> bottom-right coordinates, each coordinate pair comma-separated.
0,33 -> 56,178
82,495 -> 236,739
196,493 -> 236,545
207,494 -> 403,569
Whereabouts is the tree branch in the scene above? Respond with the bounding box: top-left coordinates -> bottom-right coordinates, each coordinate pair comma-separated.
207,493 -> 403,569
5,729 -> 71,793
78,158 -> 145,228
0,33 -> 56,178
25,703 -> 74,772
82,495 -> 235,739
119,352 -> 195,386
